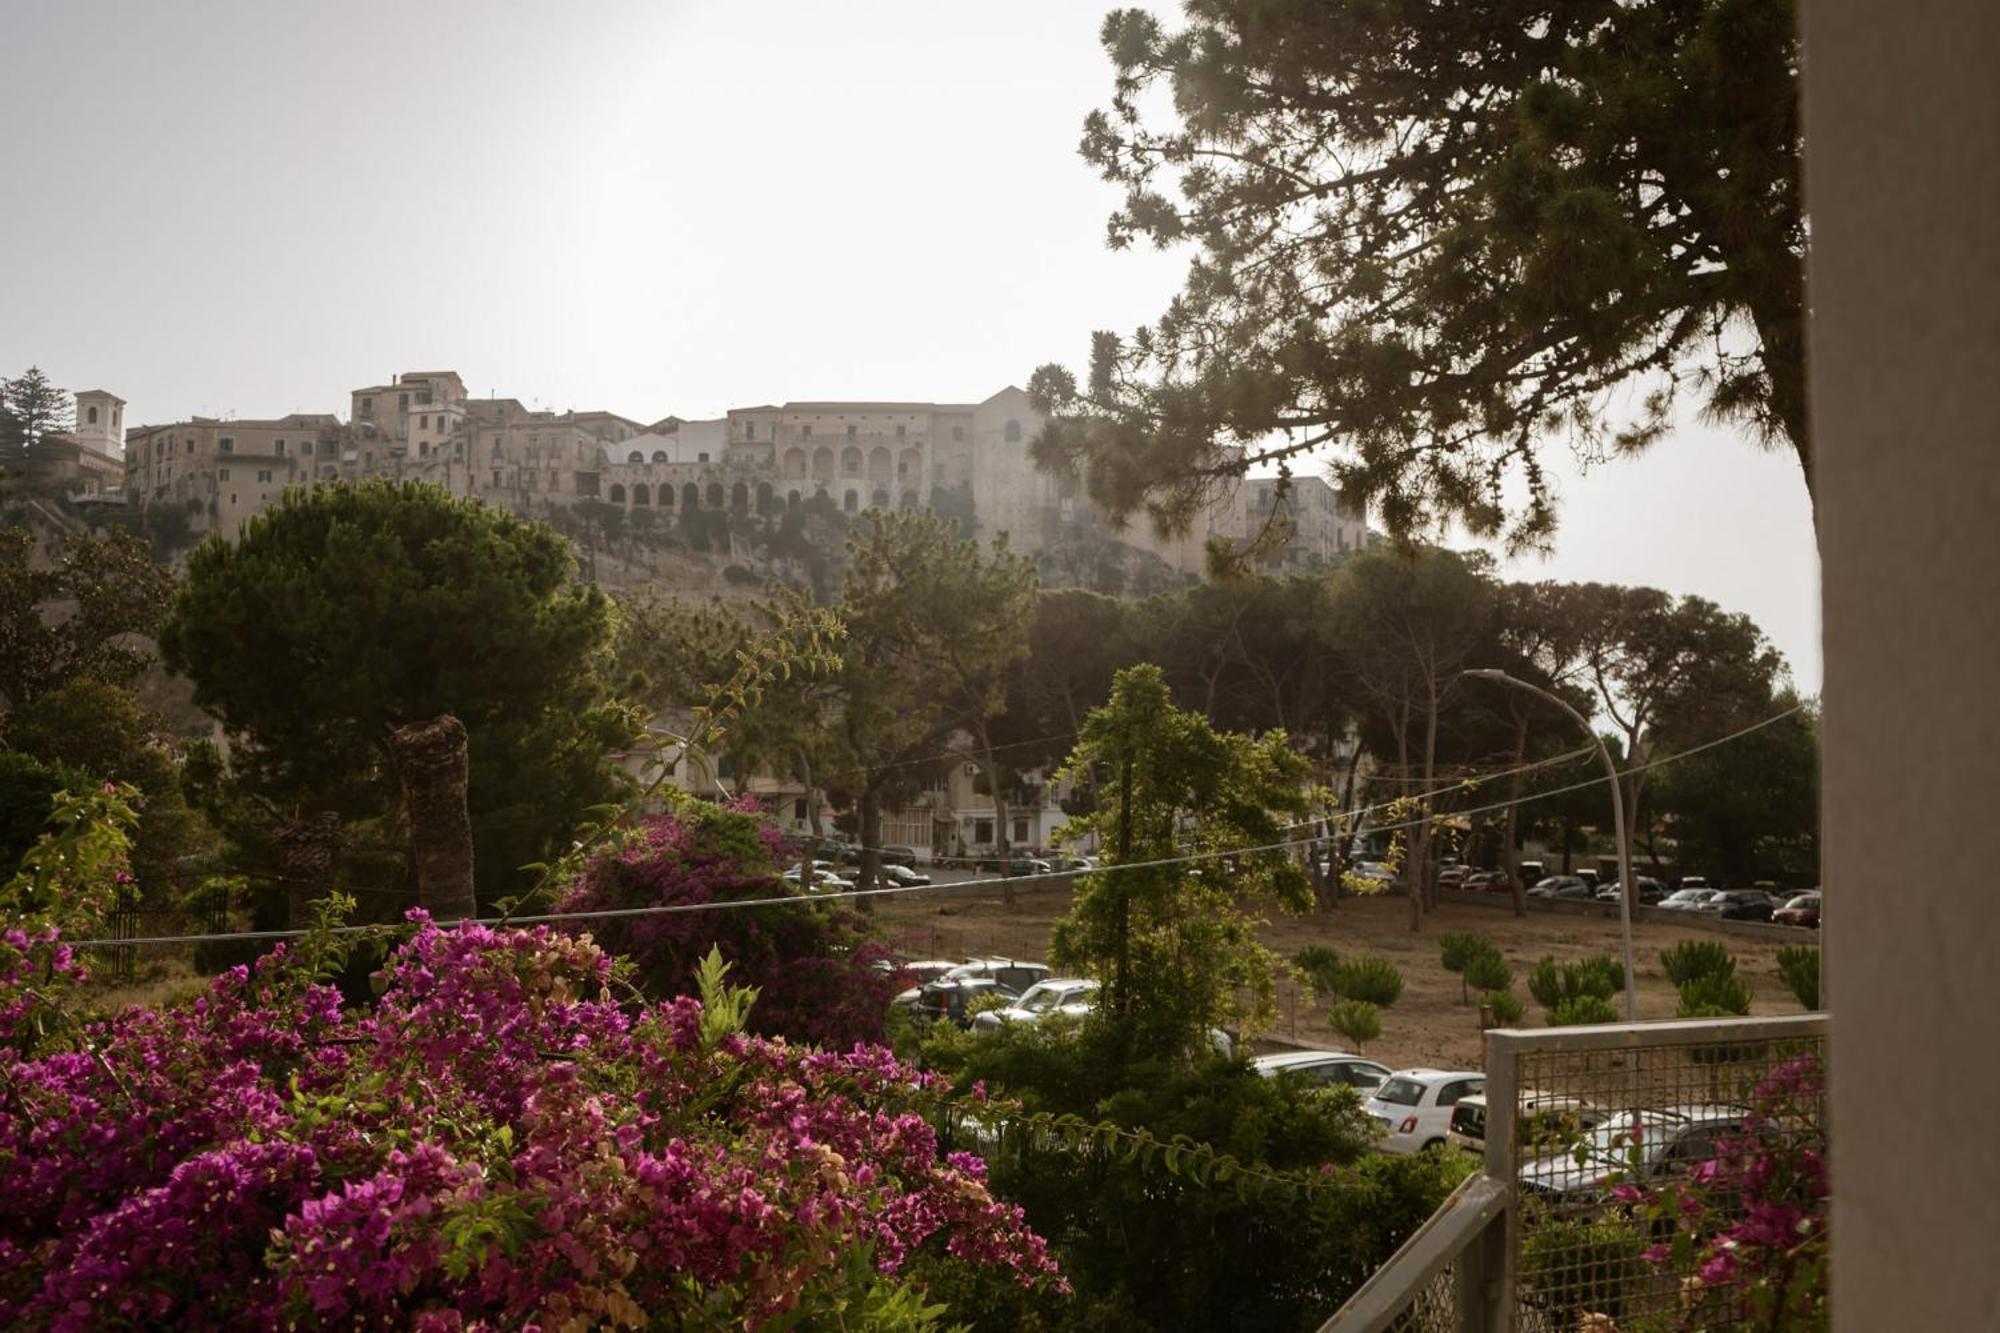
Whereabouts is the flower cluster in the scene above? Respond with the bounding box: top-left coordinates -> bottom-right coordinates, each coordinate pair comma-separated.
1629,1054 -> 1829,1330
0,913 -> 1060,1328
557,808 -> 898,1048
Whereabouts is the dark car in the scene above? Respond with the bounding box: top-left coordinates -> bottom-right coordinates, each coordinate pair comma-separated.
1712,889 -> 1777,922
1773,891 -> 1821,928
1001,858 -> 1052,877
1594,877 -> 1668,906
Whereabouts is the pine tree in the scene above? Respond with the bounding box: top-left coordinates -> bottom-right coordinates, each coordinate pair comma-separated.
1,367 -> 74,465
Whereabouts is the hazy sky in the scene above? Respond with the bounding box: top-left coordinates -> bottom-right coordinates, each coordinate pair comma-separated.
0,0 -> 1821,692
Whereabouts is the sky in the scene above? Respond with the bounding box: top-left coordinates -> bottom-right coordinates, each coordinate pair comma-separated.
0,0 -> 1821,692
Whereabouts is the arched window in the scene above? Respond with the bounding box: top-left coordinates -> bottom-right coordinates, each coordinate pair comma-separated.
87,405 -> 98,424
840,447 -> 862,477
659,483 -> 674,510
651,450 -> 668,463
782,447 -> 807,478
632,483 -> 651,506
899,491 -> 918,509
755,481 -> 775,514
843,489 -> 859,513
627,450 -> 644,463
731,481 -> 749,511
706,482 -> 725,508
787,489 -> 802,509
898,447 -> 922,479
608,483 -> 626,504
871,488 -> 890,509
867,446 -> 892,481
683,482 -> 700,510
812,447 -> 835,481
1004,419 -> 1023,443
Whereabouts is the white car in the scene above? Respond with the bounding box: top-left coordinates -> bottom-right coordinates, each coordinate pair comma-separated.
1362,1069 -> 1486,1154
1251,1049 -> 1393,1094
781,866 -> 852,893
971,978 -> 1100,1030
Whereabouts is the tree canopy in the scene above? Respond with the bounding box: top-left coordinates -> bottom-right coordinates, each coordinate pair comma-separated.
1030,0 -> 1806,547
160,480 -> 632,902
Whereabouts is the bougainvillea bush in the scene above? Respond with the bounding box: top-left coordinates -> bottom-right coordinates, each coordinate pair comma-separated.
556,802 -> 899,1048
0,911 -> 1061,1329
1622,1054 -> 1829,1330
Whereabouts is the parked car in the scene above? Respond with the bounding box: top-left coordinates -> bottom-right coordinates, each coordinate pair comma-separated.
874,863 -> 932,888
1515,1104 -> 1749,1203
1712,889 -> 1777,922
1517,860 -> 1546,884
1444,1091 -> 1605,1157
1594,877 -> 1668,906
1576,868 -> 1601,889
882,959 -> 961,1007
1463,870 -> 1513,894
1527,875 -> 1594,901
781,866 -> 853,893
1251,1049 -> 1393,1093
1658,887 -> 1723,911
1437,864 -> 1468,890
971,978 -> 1100,1030
1773,891 -> 1822,928
913,960 -> 1053,1025
1361,1069 -> 1487,1154
1349,861 -> 1398,889
1677,876 -> 1714,893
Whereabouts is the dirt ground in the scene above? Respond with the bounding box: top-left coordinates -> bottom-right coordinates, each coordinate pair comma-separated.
875,881 -> 1812,1072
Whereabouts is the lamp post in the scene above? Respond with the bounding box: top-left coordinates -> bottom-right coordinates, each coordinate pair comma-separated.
1463,669 -> 1638,1022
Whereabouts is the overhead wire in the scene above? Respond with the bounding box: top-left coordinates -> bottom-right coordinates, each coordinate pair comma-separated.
66,702 -> 1806,950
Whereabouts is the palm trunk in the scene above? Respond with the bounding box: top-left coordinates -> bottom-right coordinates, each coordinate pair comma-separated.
387,714 -> 478,923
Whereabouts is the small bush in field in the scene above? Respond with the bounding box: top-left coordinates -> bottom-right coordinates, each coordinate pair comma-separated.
1294,945 -> 1341,996
1528,955 -> 1623,1010
1479,990 -> 1525,1028
1332,956 -> 1405,1006
1548,994 -> 1621,1026
1660,940 -> 1736,986
1439,932 -> 1493,1004
1329,999 -> 1383,1051
1776,945 -> 1820,1010
1677,971 -> 1752,1017
1464,949 -> 1512,994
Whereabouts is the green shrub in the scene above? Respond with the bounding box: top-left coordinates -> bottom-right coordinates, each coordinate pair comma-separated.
1548,994 -> 1621,1026
1331,956 -> 1404,1006
1520,1212 -> 1648,1322
1660,939 -> 1736,986
1463,949 -> 1511,994
1676,972 -> 1752,1017
1293,946 -> 1341,997
1528,955 -> 1622,1010
1440,932 -> 1493,1004
1776,945 -> 1820,1010
1329,999 -> 1382,1051
1576,954 -> 1625,995
1479,990 -> 1525,1027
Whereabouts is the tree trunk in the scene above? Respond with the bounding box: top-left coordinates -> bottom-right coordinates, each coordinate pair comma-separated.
976,724 -> 1015,910
1504,712 -> 1530,918
277,811 -> 342,930
856,786 -> 881,912
387,713 -> 478,923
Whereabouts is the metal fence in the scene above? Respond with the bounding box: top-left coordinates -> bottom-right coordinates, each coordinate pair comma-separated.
1319,1012 -> 1828,1332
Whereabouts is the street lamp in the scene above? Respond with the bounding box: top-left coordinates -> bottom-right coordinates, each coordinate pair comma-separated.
1462,668 -> 1638,1022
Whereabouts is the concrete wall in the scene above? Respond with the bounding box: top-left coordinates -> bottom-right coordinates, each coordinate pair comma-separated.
1804,1 -> 2000,1326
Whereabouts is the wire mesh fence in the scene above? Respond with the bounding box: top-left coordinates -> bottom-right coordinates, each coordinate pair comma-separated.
1491,1014 -> 1828,1332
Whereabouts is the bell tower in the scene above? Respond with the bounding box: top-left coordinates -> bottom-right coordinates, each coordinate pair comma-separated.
71,390 -> 125,458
